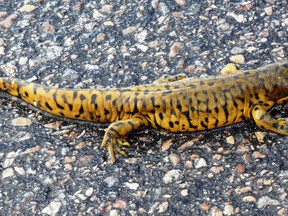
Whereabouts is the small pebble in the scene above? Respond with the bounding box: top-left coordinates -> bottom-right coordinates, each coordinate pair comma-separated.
122,26 -> 137,35
41,22 -> 55,33
252,151 -> 267,159
96,33 -> 106,42
104,176 -> 119,187
135,43 -> 149,52
136,30 -> 148,43
230,55 -> 245,64
113,199 -> 128,209
226,12 -> 246,23
200,203 -> 211,212
264,6 -> 273,16
194,158 -> 207,169
216,19 -> 230,31
210,166 -> 224,174
14,166 -> 25,175
0,11 -> 8,18
125,182 -> 139,190
168,153 -> 180,166
254,131 -> 265,142
242,153 -> 253,164
158,2 -> 170,15
19,57 -> 29,65
175,0 -> 186,6
41,200 -> 62,216
101,4 -> 113,13
103,21 -> 114,26
0,62 -> 17,76
0,46 -> 4,55
45,46 -> 64,60
230,46 -> 244,54
257,196 -> 280,209
226,135 -> 235,144
235,186 -> 252,194
109,209 -> 119,216
77,193 -> 87,201
181,189 -> 188,196
163,169 -> 181,184
209,206 -> 223,216
2,168 -> 14,179
243,196 -> 256,203
235,164 -> 246,173
0,13 -> 18,28
223,204 -> 234,216
161,139 -> 173,151
213,154 -> 222,160
64,156 -> 76,163
158,201 -> 169,213
10,117 -> 32,126
184,160 -> 193,168
93,9 -> 105,19
277,208 -> 285,216
19,5 -> 38,13
169,42 -> 184,57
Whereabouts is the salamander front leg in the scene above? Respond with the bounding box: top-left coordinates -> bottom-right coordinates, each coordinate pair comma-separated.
100,114 -> 149,163
251,105 -> 288,135
220,63 -> 243,75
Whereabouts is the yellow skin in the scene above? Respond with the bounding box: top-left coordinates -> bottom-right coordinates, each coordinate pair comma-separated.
1,61 -> 288,162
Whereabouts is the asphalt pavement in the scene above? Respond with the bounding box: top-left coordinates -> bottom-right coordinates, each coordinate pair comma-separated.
0,1 -> 287,215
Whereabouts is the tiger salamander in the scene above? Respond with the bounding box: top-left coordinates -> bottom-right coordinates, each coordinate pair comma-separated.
1,61 -> 288,162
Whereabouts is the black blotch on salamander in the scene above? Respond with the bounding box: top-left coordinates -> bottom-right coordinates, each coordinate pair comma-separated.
53,92 -> 65,110
80,94 -> 86,101
162,90 -> 172,96
201,121 -> 208,129
91,94 -> 97,104
105,95 -> 111,101
45,102 -> 53,111
159,113 -> 164,120
104,109 -> 110,115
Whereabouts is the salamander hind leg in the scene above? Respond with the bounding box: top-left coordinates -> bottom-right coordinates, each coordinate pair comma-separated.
100,114 -> 149,163
251,105 -> 288,135
153,73 -> 188,84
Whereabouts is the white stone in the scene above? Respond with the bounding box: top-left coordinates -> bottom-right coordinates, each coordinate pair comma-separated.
109,209 -> 119,216
194,158 -> 207,169
104,176 -> 119,187
136,30 -> 148,43
158,201 -> 169,213
264,7 -> 273,16
226,12 -> 246,23
41,200 -> 62,216
14,166 -> 25,175
10,117 -> 32,126
2,168 -> 14,179
230,54 -> 245,64
85,187 -> 94,197
163,169 -> 181,184
257,196 -> 280,209
223,204 -> 234,215
135,43 -> 149,52
125,182 -> 139,190
0,46 -> 5,55
181,189 -> 189,196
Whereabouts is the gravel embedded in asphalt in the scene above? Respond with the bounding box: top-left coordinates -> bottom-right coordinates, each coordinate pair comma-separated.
0,1 -> 288,215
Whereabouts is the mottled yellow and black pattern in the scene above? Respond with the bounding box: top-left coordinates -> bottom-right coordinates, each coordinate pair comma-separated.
1,61 -> 288,162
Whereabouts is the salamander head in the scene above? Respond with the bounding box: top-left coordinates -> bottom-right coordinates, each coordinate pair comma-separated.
265,60 -> 288,101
